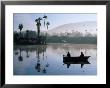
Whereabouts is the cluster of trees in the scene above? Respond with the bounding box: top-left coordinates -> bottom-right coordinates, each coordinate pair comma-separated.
46,35 -> 97,44
14,15 -> 50,45
14,31 -> 97,44
14,30 -> 46,45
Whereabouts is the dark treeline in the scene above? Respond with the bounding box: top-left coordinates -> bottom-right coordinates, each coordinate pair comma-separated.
14,30 -> 46,45
14,31 -> 97,44
46,36 -> 97,44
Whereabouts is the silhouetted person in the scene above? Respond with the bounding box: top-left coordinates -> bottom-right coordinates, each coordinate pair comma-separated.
80,52 -> 84,58
67,52 -> 71,57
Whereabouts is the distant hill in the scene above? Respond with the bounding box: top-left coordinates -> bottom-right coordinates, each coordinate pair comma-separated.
47,21 -> 97,37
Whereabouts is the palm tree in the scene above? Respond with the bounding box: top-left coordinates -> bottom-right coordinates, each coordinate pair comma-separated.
26,30 -> 29,43
35,17 -> 42,38
43,15 -> 47,27
18,24 -> 23,38
46,22 -> 50,29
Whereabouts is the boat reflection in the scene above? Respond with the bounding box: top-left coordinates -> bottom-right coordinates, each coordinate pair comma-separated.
63,61 -> 90,68
14,44 -> 97,75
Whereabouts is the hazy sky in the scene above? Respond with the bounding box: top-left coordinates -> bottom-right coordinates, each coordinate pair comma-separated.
14,13 -> 97,32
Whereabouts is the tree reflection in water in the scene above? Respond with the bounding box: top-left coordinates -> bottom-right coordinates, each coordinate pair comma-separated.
18,48 -> 23,61
16,45 -> 49,73
15,50 -> 19,55
14,44 -> 96,75
35,61 -> 41,72
26,50 -> 29,58
35,45 -> 49,73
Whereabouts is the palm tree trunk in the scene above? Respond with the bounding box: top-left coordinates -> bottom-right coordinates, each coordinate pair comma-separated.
47,25 -> 48,29
20,30 -> 21,39
44,19 -> 45,27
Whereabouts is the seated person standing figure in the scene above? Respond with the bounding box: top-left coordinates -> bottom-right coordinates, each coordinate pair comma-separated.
67,52 -> 71,57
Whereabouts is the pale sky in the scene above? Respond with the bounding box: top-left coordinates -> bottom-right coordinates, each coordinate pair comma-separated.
13,13 -> 97,32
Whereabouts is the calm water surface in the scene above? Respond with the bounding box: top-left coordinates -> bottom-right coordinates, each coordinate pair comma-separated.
14,43 -> 97,75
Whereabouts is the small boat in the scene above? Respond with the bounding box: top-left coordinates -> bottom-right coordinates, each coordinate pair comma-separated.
63,55 -> 90,62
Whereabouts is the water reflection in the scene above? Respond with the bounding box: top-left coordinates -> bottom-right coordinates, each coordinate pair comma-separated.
34,45 -> 49,73
14,44 -> 97,75
15,51 -> 19,55
35,62 -> 41,72
18,48 -> 23,61
63,54 -> 91,68
63,61 -> 90,68
26,50 -> 29,58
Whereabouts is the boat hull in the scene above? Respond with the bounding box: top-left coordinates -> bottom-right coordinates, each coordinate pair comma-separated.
63,56 -> 90,62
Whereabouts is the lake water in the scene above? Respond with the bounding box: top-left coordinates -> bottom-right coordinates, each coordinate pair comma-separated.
13,43 -> 97,75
